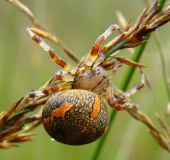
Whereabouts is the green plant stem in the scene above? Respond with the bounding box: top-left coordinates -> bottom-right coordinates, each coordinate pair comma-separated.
154,32 -> 170,102
92,110 -> 117,160
158,0 -> 166,11
120,39 -> 148,90
104,40 -> 127,59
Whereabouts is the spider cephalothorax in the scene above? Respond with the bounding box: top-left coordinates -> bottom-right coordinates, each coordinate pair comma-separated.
27,24 -> 145,145
72,65 -> 109,95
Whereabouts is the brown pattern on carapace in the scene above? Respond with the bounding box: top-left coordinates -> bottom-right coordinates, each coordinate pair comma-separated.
52,102 -> 73,119
90,95 -> 101,119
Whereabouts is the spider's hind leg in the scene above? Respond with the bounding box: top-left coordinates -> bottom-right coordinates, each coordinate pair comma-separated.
106,67 -> 145,111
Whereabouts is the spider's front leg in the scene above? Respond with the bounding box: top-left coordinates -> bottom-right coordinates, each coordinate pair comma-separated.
27,28 -> 77,98
85,24 -> 120,67
106,67 -> 145,111
27,28 -> 77,74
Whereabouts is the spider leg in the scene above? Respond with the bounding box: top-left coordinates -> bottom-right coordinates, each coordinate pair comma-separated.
107,67 -> 144,111
54,70 -> 75,82
29,83 -> 72,98
28,28 -> 80,63
85,24 -> 120,67
27,28 -> 77,74
112,60 -> 122,75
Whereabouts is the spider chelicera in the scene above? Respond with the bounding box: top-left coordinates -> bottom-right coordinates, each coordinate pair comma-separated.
27,24 -> 145,145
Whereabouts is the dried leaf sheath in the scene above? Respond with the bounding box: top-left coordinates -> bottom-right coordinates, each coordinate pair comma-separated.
0,76 -> 54,148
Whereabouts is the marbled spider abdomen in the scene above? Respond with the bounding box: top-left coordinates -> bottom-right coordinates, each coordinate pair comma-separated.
42,89 -> 110,145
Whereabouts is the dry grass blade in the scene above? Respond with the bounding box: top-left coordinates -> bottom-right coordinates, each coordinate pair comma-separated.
128,109 -> 170,152
148,111 -> 170,152
6,0 -> 79,63
0,98 -> 43,148
148,128 -> 170,151
102,0 -> 170,58
0,76 -> 55,148
166,102 -> 170,116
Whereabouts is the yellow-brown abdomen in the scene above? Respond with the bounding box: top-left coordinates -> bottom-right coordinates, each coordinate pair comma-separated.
42,89 -> 109,145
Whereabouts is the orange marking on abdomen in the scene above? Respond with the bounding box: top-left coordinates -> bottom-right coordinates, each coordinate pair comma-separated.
90,95 -> 100,119
78,119 -> 84,125
52,102 -> 73,119
43,117 -> 51,125
104,125 -> 109,133
90,127 -> 97,133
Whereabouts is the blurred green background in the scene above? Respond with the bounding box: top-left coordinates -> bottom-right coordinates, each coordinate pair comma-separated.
0,0 -> 170,159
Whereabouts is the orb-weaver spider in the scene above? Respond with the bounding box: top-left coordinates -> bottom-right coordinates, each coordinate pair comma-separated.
27,24 -> 145,145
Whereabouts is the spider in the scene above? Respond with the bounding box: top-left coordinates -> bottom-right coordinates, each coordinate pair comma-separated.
27,24 -> 145,145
